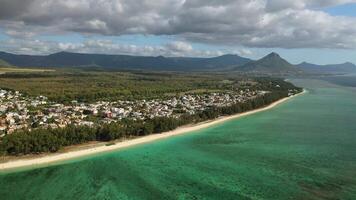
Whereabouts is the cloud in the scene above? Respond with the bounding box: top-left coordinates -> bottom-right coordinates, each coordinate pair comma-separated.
165,41 -> 193,53
265,0 -> 356,12
1,0 -> 356,49
0,0 -> 33,19
235,49 -> 253,57
1,38 -> 235,57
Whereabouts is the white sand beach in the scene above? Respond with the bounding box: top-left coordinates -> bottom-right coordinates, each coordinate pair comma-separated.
0,90 -> 306,171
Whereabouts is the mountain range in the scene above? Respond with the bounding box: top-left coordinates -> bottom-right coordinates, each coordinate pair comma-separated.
0,51 -> 251,72
297,62 -> 356,75
0,51 -> 355,75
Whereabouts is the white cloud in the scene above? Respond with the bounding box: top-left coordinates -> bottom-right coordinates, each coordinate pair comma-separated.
165,41 -> 193,53
1,38 -> 236,57
0,0 -> 356,49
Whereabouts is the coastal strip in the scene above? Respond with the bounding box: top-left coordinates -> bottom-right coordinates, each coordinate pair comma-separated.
0,90 -> 306,171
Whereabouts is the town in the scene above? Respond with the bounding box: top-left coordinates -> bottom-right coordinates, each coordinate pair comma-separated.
0,85 -> 302,137
0,87 -> 285,136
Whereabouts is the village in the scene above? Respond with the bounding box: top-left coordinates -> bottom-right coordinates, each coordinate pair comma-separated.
0,88 -> 276,136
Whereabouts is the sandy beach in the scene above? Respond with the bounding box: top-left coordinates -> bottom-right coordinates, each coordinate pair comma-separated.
0,90 -> 305,171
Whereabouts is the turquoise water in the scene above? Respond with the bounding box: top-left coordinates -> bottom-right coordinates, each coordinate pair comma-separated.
1,78 -> 356,199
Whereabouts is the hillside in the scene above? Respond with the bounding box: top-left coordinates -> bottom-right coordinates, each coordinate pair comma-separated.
0,51 -> 251,71
0,59 -> 13,67
297,62 -> 356,74
235,53 -> 303,74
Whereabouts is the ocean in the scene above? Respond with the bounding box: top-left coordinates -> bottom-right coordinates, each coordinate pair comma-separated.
1,77 -> 356,200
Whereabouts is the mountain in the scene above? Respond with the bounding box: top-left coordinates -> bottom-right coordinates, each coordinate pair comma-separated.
3,51 -> 353,75
297,62 -> 356,74
171,54 -> 252,71
235,52 -> 303,74
0,51 -> 251,71
0,59 -> 13,67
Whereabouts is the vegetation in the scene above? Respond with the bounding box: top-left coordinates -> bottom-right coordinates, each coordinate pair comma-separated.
0,69 -> 302,155
0,88 -> 300,156
0,70 -> 261,103
0,59 -> 13,67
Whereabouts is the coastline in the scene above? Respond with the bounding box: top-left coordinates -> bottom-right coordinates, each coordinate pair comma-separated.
0,90 -> 306,171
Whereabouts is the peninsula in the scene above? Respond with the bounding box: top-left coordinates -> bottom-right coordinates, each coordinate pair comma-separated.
0,90 -> 305,171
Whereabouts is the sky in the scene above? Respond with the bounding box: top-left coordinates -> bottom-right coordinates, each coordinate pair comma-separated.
0,0 -> 356,64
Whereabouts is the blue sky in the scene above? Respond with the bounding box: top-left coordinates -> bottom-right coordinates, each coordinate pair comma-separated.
325,3 -> 356,16
1,0 -> 356,65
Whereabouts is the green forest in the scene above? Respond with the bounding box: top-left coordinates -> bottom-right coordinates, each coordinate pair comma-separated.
0,70 -> 242,103
0,69 -> 296,103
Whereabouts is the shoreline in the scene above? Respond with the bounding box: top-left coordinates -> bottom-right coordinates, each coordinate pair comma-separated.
0,90 -> 306,171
